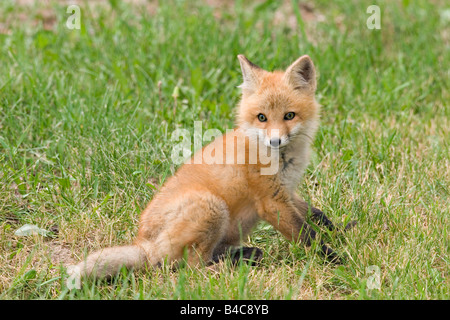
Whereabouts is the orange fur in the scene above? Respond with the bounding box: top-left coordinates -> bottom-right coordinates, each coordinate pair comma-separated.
69,54 -> 332,279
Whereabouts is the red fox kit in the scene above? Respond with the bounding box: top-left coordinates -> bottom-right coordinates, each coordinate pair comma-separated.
69,55 -> 350,279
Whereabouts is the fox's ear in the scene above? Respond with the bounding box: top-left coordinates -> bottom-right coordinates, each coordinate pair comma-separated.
237,55 -> 263,94
284,55 -> 317,94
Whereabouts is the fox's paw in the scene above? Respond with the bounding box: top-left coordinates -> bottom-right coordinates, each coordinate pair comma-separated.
320,244 -> 342,264
229,247 -> 263,266
336,220 -> 357,232
213,246 -> 263,266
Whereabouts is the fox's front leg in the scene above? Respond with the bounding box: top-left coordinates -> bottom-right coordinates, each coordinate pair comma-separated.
255,191 -> 319,245
292,196 -> 336,231
292,196 -> 357,232
256,191 -> 340,263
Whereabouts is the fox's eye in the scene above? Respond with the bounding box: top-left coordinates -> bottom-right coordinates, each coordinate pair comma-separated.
257,113 -> 267,122
284,112 -> 295,120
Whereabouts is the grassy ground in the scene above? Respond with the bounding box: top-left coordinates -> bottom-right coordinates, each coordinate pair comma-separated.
0,0 -> 448,299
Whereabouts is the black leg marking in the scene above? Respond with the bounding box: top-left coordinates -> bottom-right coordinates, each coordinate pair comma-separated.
341,220 -> 358,231
310,207 -> 358,232
320,244 -> 342,264
229,247 -> 263,266
212,247 -> 263,266
303,226 -> 342,264
310,207 -> 336,231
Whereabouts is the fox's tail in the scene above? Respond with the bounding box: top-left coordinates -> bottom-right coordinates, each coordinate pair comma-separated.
67,245 -> 148,280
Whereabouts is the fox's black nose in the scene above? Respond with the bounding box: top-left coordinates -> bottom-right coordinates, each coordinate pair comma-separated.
270,138 -> 281,147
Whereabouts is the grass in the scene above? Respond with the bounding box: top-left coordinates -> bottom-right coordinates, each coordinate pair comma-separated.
0,0 -> 448,300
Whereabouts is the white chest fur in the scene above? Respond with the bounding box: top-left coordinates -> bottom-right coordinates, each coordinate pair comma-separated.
278,120 -> 317,193
278,138 -> 311,192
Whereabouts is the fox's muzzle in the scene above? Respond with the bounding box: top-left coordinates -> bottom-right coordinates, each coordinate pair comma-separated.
269,138 -> 281,147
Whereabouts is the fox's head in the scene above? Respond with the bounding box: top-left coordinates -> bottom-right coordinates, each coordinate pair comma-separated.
236,55 -> 320,149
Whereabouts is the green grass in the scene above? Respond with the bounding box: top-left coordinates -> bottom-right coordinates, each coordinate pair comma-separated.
0,0 -> 448,299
